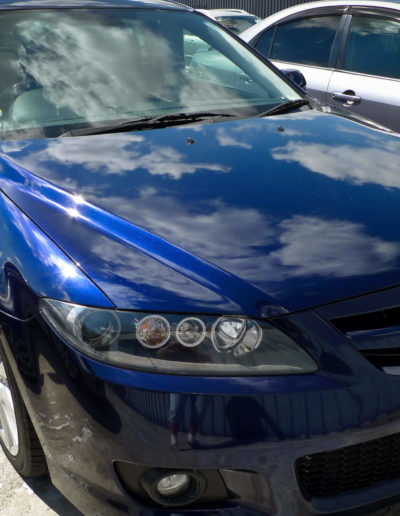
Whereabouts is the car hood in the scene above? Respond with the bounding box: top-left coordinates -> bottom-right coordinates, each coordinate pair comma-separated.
1,110 -> 400,317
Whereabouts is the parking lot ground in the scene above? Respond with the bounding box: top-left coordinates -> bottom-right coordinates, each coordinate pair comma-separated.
0,449 -> 81,516
1,447 -> 400,516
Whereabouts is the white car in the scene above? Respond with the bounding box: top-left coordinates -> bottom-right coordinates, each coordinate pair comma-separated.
241,0 -> 400,132
197,9 -> 261,34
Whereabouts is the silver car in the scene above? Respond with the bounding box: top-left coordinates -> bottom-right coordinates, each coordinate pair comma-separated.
241,0 -> 400,133
197,9 -> 261,34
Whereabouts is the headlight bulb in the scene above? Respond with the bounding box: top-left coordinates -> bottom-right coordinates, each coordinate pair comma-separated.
212,317 -> 261,354
211,317 -> 246,351
232,320 -> 262,356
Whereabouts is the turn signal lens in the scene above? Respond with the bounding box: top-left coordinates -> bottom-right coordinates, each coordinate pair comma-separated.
136,315 -> 170,349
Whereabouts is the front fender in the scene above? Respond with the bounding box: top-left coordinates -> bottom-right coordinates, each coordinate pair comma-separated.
0,190 -> 112,320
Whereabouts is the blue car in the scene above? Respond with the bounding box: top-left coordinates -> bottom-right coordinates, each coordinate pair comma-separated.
1,1 -> 400,515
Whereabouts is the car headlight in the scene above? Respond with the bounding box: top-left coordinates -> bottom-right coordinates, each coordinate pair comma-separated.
40,299 -> 317,375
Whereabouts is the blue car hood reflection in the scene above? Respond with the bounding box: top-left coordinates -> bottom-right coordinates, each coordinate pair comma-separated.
1,110 -> 400,317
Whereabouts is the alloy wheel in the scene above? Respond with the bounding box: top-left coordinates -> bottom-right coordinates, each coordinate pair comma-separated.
0,351 -> 19,456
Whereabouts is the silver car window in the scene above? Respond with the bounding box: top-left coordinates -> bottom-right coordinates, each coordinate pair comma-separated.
271,15 -> 341,67
344,15 -> 400,79
253,26 -> 275,58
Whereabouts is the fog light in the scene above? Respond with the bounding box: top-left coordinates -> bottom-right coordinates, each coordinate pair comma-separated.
140,468 -> 207,507
156,474 -> 190,498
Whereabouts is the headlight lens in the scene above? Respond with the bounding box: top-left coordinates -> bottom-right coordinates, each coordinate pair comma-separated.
40,299 -> 317,375
68,307 -> 121,350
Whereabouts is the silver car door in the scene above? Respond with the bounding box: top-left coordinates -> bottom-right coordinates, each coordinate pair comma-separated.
327,11 -> 400,132
252,13 -> 345,103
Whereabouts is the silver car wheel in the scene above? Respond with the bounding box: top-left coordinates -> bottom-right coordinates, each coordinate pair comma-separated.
0,351 -> 19,456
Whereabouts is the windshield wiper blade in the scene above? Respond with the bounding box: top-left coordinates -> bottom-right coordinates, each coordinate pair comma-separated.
259,99 -> 309,118
61,111 -> 235,137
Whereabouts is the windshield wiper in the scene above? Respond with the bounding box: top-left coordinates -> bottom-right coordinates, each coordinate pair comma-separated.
258,99 -> 310,118
61,111 -> 235,137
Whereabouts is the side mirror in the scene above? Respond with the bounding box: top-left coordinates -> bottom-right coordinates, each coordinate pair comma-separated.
282,69 -> 306,89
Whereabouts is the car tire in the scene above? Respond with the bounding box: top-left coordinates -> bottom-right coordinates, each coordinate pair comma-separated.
0,345 -> 47,477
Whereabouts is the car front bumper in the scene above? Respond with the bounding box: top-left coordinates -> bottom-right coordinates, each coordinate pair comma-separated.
3,307 -> 400,516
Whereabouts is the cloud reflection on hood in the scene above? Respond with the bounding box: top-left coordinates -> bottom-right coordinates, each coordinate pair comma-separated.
269,216 -> 400,279
5,136 -> 230,180
78,189 -> 400,286
3,109 -> 400,310
272,140 -> 400,188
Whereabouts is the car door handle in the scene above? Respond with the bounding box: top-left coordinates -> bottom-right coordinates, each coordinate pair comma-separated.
331,91 -> 361,104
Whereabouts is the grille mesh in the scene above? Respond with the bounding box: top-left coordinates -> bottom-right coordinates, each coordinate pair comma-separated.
295,432 -> 400,499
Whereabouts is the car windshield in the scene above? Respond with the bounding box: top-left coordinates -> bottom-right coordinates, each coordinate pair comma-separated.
216,15 -> 261,34
0,8 -> 300,140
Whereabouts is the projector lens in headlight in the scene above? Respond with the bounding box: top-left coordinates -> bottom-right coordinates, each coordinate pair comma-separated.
176,317 -> 205,347
74,309 -> 121,350
40,298 -> 318,375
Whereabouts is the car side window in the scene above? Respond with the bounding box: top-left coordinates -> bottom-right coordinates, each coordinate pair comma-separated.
253,27 -> 275,58
343,15 -> 400,79
270,15 -> 341,67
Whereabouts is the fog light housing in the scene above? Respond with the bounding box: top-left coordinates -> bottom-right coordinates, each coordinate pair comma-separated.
140,468 -> 206,507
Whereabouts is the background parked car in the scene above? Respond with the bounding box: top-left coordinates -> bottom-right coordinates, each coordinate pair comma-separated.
241,0 -> 400,133
197,9 -> 261,34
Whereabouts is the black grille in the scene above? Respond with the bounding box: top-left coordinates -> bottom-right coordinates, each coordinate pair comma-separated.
331,305 -> 400,334
330,306 -> 400,370
295,432 -> 400,500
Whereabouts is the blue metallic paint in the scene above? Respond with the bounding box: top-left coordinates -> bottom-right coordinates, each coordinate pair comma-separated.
0,155 -> 271,316
1,111 -> 400,315
0,190 -> 112,318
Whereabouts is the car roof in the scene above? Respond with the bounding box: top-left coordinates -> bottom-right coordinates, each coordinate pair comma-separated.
240,0 -> 400,40
0,0 -> 189,11
197,8 -> 257,18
